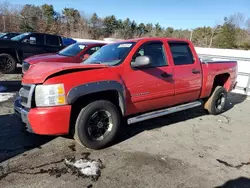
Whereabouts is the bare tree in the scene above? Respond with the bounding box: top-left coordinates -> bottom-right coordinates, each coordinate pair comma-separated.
229,12 -> 246,28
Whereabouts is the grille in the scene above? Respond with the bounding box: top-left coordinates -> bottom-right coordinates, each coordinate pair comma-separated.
19,84 -> 35,108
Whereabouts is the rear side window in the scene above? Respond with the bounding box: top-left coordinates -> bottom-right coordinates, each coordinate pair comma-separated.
169,43 -> 194,65
46,35 -> 60,46
85,46 -> 102,55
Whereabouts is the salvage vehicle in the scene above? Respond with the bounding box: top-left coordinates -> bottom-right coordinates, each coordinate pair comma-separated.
22,42 -> 106,74
14,37 -> 238,149
0,32 -> 66,73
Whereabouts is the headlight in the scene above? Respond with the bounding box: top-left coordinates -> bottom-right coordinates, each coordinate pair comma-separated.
35,84 -> 66,107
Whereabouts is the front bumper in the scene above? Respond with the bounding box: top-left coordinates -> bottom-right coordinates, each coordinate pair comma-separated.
14,96 -> 34,133
14,97 -> 72,135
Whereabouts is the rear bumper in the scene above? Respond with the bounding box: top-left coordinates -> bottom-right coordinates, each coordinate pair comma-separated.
229,81 -> 237,91
14,97 -> 72,135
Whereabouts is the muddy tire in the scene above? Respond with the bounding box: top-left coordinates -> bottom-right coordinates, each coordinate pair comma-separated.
74,100 -> 121,150
0,53 -> 17,74
204,86 -> 227,115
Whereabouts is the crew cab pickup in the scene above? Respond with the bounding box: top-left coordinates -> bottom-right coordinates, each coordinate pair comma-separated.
14,37 -> 238,150
22,42 -> 106,74
0,32 -> 65,73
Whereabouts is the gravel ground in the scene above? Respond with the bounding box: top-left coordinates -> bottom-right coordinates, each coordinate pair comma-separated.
0,72 -> 250,188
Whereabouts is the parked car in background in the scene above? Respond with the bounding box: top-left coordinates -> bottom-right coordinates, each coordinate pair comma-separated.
62,37 -> 77,46
0,32 -> 67,73
22,42 -> 106,74
0,32 -> 21,40
14,37 -> 237,150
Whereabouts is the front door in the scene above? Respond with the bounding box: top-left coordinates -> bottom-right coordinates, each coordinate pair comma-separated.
123,40 -> 175,115
21,33 -> 46,59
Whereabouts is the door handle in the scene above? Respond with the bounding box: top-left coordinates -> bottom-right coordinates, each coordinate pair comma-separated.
192,69 -> 201,74
161,72 -> 173,78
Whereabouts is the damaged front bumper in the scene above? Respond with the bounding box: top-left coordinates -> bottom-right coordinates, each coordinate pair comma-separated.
14,96 -> 72,135
14,96 -> 34,133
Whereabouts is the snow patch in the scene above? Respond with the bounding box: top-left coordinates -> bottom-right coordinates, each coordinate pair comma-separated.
0,93 -> 15,102
64,157 -> 104,180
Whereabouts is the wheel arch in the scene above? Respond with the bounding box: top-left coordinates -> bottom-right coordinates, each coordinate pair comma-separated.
67,81 -> 126,115
212,73 -> 230,92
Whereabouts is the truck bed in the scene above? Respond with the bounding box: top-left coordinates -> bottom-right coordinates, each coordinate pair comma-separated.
200,60 -> 238,98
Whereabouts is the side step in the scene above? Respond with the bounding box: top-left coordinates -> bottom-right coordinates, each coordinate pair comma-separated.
127,100 -> 202,125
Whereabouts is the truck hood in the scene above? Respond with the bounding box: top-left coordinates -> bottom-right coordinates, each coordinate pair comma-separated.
24,53 -> 73,64
22,62 -> 108,84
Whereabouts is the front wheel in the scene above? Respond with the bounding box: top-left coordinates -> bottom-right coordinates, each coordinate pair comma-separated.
74,100 -> 121,149
0,54 -> 17,74
204,86 -> 227,115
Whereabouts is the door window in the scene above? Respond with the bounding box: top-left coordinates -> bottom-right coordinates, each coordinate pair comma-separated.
169,43 -> 194,65
132,42 -> 168,68
85,46 -> 102,55
23,34 -> 45,45
46,35 -> 60,46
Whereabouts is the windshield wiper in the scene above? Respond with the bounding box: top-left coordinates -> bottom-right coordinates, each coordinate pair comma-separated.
89,61 -> 102,64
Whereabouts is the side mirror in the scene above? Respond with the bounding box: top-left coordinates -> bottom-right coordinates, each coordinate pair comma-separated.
29,37 -> 36,44
131,55 -> 151,68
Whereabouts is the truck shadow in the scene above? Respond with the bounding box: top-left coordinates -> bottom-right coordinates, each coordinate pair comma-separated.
214,177 -> 250,188
0,80 -> 21,92
116,92 -> 247,145
224,92 -> 247,111
0,114 -> 55,163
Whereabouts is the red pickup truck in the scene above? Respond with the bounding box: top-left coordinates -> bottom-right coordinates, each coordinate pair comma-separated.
14,37 -> 237,149
22,42 -> 106,74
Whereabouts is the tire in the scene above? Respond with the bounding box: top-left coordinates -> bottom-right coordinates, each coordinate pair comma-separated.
0,53 -> 17,74
204,86 -> 227,115
74,100 -> 121,150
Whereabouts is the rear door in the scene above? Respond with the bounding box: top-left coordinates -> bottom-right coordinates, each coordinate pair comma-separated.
168,41 -> 202,103
45,35 -> 62,53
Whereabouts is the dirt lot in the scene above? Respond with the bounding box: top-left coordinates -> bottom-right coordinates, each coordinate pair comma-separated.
1,71 -> 250,188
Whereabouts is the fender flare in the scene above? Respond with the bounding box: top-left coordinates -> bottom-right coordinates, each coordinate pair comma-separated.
67,80 -> 126,115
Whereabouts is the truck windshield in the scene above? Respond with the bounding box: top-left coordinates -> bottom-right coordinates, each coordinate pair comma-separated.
58,43 -> 86,57
11,32 -> 30,41
83,42 -> 136,65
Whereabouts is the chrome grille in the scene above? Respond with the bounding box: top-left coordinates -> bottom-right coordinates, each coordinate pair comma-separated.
19,84 -> 35,108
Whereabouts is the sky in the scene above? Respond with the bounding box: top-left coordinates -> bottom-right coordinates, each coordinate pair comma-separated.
5,0 -> 250,29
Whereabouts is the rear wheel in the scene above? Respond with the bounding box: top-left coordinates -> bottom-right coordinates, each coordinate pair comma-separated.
204,86 -> 227,115
0,54 -> 17,74
74,100 -> 121,149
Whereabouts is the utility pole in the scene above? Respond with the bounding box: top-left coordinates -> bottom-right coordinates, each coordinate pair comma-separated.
3,15 -> 6,32
189,29 -> 193,41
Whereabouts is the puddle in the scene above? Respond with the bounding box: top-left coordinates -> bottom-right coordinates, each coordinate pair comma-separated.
0,153 -> 104,182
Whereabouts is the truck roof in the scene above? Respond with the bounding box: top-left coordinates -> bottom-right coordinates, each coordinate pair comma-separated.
115,37 -> 191,44
77,41 -> 107,45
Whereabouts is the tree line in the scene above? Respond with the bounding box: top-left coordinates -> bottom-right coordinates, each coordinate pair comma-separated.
0,1 -> 250,49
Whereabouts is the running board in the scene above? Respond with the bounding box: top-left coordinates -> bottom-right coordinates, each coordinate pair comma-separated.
127,100 -> 202,125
